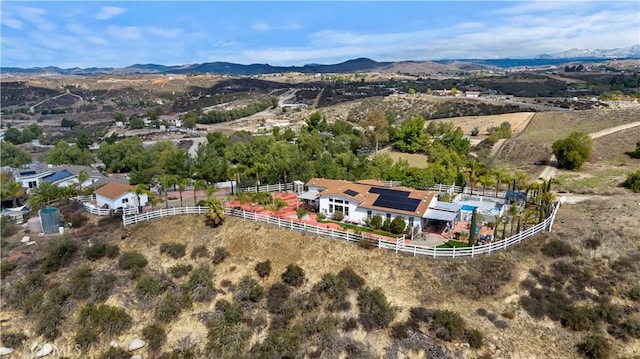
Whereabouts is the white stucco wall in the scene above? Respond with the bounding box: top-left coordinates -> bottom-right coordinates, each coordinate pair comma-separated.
96,192 -> 148,209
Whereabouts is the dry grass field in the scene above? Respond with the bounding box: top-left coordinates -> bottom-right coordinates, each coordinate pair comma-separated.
434,112 -> 535,137
518,108 -> 640,142
376,150 -> 430,168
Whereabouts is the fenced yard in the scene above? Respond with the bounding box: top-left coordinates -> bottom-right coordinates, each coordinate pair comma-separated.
120,201 -> 561,259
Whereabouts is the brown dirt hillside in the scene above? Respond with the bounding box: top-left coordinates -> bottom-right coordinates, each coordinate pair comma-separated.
3,190 -> 639,358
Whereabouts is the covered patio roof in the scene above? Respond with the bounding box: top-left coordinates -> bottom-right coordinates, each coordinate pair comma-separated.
424,208 -> 458,222
298,191 -> 319,201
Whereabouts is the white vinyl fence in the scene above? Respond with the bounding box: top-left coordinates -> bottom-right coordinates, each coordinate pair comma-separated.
121,201 -> 561,259
237,182 -> 293,193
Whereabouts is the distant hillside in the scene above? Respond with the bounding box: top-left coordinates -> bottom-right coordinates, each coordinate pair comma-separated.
537,45 -> 640,59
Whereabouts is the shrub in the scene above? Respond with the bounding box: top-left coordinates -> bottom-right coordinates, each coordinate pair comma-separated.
431,310 -> 466,341
136,272 -> 169,297
42,238 -> 78,273
625,286 -> 640,300
143,323 -> 167,352
155,292 -> 183,323
476,308 -> 488,317
370,214 -> 383,229
85,242 -> 120,261
169,264 -> 193,279
92,273 -> 116,302
212,247 -> 230,265
1,216 -> 19,237
36,302 -> 64,340
99,347 -> 130,359
357,287 -> 396,331
160,242 -> 186,259
255,260 -> 272,278
389,216 -> 406,234
267,282 -> 291,314
186,263 -> 216,302
118,251 -> 148,270
190,245 -> 209,259
77,303 -> 132,336
576,334 -> 611,359
74,327 -> 99,351
541,240 -> 576,258
391,322 -> 410,339
1,332 -> 27,348
493,320 -> 509,329
1,261 -> 17,279
486,313 -> 497,322
206,317 -> 251,359
233,275 -> 264,303
281,263 -> 305,287
9,271 -> 46,312
332,211 -> 344,221
70,266 -> 93,300
315,273 -> 348,306
337,267 -> 365,289
502,310 -> 516,320
66,210 -> 89,228
342,317 -> 359,332
622,169 -> 640,192
466,329 -> 483,349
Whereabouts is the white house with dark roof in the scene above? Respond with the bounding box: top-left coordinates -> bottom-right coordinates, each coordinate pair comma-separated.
11,163 -> 103,191
304,178 -> 459,232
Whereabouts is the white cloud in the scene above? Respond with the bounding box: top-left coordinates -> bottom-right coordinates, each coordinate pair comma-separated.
95,6 -> 126,20
107,25 -> 143,40
15,6 -> 54,31
146,26 -> 183,39
252,20 -> 301,31
1,12 -> 22,29
65,23 -> 89,34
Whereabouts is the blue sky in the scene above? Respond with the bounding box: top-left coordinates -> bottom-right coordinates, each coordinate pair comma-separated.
1,1 -> 638,68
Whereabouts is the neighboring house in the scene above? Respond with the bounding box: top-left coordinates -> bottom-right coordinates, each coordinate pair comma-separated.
465,91 -> 481,98
11,163 -> 104,191
432,89 -> 453,96
303,178 -> 460,232
95,182 -> 148,210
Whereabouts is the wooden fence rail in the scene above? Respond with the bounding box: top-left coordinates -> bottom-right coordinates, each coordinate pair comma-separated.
121,201 -> 561,259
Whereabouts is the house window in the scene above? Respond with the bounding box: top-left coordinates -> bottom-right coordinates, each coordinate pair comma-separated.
344,206 -> 349,216
335,199 -> 344,204
329,204 -> 333,213
386,213 -> 391,221
122,198 -> 129,204
28,181 -> 37,188
367,210 -> 372,219
329,198 -> 334,202
409,217 -> 414,228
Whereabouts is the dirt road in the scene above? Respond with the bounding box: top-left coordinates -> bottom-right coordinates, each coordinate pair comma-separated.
536,121 -> 640,181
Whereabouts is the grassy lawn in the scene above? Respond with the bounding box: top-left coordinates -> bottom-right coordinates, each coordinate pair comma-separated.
437,240 -> 469,249
555,167 -> 630,193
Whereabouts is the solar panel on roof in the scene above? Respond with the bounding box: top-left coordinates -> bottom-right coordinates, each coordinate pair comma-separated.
19,170 -> 37,176
369,187 -> 420,212
344,189 -> 359,196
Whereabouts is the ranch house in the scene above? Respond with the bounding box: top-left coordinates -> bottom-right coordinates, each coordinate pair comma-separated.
95,182 -> 148,211
303,178 -> 461,233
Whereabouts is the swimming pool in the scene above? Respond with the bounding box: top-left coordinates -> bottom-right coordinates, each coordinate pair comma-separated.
461,205 -> 477,211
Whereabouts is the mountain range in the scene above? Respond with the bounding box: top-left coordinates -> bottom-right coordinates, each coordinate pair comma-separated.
2,46 -> 638,76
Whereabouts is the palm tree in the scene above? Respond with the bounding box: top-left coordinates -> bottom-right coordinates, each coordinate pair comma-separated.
157,174 -> 176,209
478,174 -> 495,197
148,195 -> 162,210
204,196 -> 225,227
76,170 -> 89,192
28,182 -> 62,209
508,203 -> 519,235
133,184 -> 149,213
176,177 -> 190,207
3,180 -> 25,208
192,179 -> 207,206
514,171 -> 530,192
521,210 -> 537,230
251,162 -> 269,192
492,169 -> 508,197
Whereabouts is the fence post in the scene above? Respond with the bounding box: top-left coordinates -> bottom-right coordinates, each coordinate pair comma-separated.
331,227 -> 334,238
172,207 -> 176,216
452,246 -> 455,259
471,245 -> 474,258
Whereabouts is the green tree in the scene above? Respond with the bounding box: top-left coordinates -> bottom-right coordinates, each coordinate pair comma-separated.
156,174 -> 176,209
129,115 -> 144,129
192,179 -> 207,205
45,141 -> 94,166
76,131 -> 93,150
394,116 -> 427,153
182,112 -> 197,129
552,132 -> 592,170
76,170 -> 89,192
0,142 -> 31,167
113,112 -> 126,122
469,208 -> 478,246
